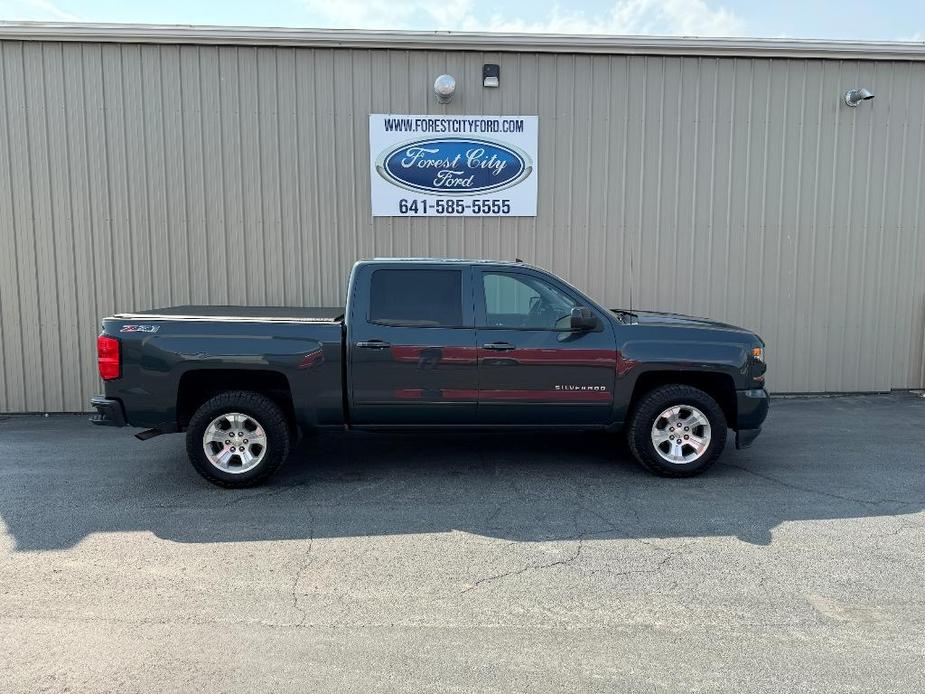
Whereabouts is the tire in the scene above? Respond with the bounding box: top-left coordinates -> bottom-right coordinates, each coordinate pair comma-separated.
185,390 -> 291,488
626,385 -> 727,477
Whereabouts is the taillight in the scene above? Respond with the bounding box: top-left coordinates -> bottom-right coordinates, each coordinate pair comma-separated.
750,346 -> 767,384
97,335 -> 121,380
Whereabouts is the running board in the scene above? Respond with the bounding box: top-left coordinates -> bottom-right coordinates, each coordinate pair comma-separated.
134,423 -> 180,441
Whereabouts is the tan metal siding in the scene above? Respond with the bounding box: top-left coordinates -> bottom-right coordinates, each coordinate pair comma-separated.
1,41 -> 924,411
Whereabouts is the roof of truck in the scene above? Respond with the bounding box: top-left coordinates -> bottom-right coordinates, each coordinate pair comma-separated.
370,257 -> 525,264
363,258 -> 554,276
365,258 -> 551,272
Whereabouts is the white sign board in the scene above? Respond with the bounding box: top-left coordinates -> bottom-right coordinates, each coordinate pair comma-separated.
369,114 -> 538,217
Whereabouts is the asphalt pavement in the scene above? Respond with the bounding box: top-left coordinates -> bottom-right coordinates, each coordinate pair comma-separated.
1,393 -> 923,692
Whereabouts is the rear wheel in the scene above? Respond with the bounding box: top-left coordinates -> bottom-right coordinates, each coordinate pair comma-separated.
627,385 -> 727,477
185,391 -> 290,488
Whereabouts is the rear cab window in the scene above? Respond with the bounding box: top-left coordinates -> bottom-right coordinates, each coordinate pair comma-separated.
369,269 -> 464,327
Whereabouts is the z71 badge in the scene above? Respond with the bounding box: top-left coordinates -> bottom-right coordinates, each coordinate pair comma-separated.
120,324 -> 160,333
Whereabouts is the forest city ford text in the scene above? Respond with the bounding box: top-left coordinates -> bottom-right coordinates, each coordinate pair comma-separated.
383,117 -> 526,133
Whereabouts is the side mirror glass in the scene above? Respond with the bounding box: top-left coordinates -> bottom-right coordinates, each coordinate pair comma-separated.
570,306 -> 597,331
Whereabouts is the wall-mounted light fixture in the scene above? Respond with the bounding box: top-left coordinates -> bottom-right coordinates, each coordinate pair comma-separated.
483,63 -> 500,88
844,88 -> 875,107
434,74 -> 456,103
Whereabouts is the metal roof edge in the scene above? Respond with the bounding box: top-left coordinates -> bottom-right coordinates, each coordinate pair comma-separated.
1,21 -> 924,60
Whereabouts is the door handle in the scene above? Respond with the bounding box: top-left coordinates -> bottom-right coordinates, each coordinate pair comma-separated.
356,340 -> 392,349
482,342 -> 515,351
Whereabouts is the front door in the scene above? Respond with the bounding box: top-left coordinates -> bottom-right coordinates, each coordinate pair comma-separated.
348,265 -> 477,424
475,268 -> 617,425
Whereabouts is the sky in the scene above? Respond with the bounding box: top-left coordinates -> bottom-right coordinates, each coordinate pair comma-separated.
0,0 -> 922,42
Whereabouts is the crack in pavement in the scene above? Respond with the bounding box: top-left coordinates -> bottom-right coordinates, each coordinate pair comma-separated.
148,482 -> 305,510
458,535 -> 694,594
720,462 -> 920,507
150,487 -> 215,510
457,466 -> 699,595
558,461 -> 645,535
587,540 -> 691,579
457,471 -> 608,595
870,522 -> 925,572
219,482 -> 309,508
289,508 -> 315,627
459,534 -> 586,595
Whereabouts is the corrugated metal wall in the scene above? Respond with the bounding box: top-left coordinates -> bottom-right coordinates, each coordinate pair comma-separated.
1,39 -> 924,411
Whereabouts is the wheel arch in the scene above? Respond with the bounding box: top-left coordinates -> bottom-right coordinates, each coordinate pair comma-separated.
176,369 -> 296,430
627,370 -> 738,429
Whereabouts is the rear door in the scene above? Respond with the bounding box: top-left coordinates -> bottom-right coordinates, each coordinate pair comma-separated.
348,264 -> 477,424
475,267 -> 617,425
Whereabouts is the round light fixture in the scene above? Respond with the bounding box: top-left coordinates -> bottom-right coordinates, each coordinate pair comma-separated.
844,88 -> 875,107
434,74 -> 456,104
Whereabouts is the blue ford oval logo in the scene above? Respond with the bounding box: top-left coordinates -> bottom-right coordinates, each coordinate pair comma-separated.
376,138 -> 532,195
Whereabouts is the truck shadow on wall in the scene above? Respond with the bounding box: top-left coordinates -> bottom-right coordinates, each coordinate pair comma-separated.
1,394 -> 923,551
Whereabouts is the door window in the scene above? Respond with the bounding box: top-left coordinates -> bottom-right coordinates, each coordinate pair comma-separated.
482,272 -> 577,329
369,269 -> 463,327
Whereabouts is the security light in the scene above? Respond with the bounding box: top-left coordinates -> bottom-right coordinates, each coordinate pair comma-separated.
434,74 -> 456,103
483,63 -> 500,88
844,88 -> 875,107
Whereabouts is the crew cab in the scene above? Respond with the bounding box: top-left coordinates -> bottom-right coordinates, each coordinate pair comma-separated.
91,259 -> 769,487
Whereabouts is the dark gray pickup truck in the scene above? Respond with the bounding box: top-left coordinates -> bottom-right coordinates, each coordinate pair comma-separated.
91,258 -> 768,487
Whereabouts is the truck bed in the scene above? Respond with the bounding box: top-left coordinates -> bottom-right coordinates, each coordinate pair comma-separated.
101,304 -> 346,430
115,305 -> 345,322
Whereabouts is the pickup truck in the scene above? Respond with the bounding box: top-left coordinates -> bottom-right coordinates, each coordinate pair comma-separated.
91,258 -> 768,487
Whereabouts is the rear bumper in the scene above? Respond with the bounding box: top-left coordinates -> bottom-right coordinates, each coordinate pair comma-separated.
734,388 -> 769,449
89,396 -> 126,427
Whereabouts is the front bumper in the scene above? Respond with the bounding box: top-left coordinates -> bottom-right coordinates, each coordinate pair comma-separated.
735,427 -> 762,449
89,396 -> 126,427
734,388 -> 769,449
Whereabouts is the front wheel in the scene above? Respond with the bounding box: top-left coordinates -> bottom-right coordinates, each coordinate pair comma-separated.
627,385 -> 727,477
185,391 -> 291,488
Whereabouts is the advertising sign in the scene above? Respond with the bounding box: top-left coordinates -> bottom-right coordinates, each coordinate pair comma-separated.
369,114 -> 538,217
